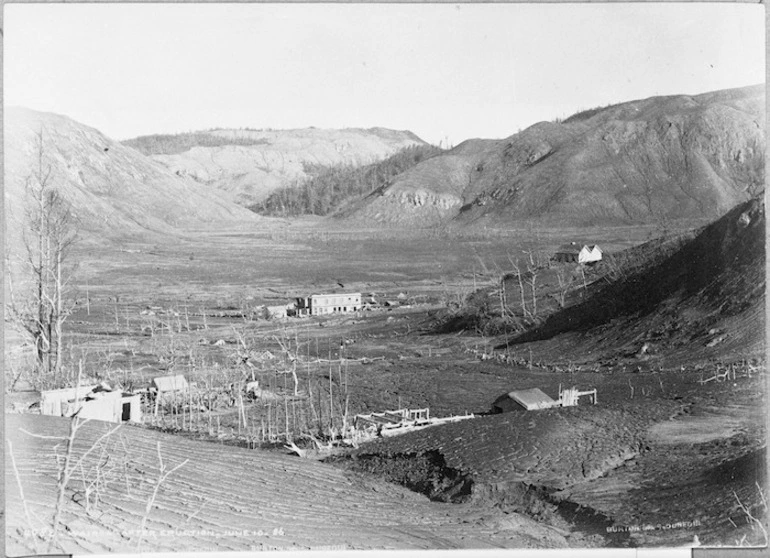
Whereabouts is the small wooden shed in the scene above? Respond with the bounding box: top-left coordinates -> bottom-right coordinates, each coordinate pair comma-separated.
151,374 -> 189,394
41,385 -> 98,417
78,391 -> 124,422
266,305 -> 289,319
40,385 -> 141,423
491,388 -> 557,413
120,393 -> 142,422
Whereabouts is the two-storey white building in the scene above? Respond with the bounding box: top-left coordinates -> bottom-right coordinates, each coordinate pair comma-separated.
295,293 -> 361,316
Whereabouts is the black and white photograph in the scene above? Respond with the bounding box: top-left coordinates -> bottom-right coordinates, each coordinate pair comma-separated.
3,2 -> 766,554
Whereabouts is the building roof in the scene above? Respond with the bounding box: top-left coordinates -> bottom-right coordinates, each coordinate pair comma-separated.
507,388 -> 556,410
310,292 -> 362,298
555,243 -> 584,254
555,243 -> 602,254
151,374 -> 188,392
41,385 -> 99,398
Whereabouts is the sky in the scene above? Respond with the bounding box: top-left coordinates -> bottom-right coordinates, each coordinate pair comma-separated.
4,3 -> 765,147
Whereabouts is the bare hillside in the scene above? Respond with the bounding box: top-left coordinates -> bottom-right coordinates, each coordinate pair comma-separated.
346,85 -> 764,228
124,127 -> 427,206
336,139 -> 500,225
4,108 -> 259,250
506,196 -> 765,367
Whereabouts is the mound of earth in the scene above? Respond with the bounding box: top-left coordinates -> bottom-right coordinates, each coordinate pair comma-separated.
343,84 -> 764,228
551,378 -> 766,547
337,403 -> 677,494
4,107 -> 259,252
504,196 -> 765,367
123,127 -> 426,206
5,414 -> 571,554
331,401 -> 688,546
330,357 -> 765,546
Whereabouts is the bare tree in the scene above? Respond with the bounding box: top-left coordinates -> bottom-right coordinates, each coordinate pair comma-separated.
477,256 -> 511,320
274,328 -> 303,396
525,250 -> 541,317
20,364 -> 122,552
137,442 -> 188,551
6,129 -> 79,388
554,268 -> 574,308
506,254 -> 529,318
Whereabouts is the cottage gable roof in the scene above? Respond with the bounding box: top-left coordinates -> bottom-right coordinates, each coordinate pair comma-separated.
555,243 -> 602,254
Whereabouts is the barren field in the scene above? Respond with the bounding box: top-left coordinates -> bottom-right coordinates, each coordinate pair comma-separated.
6,413 -> 571,554
5,218 -> 767,552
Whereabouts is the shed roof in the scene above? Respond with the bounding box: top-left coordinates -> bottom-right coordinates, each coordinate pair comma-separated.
507,388 -> 556,410
41,385 -> 99,399
556,243 -> 603,253
555,243 -> 584,254
151,374 -> 188,392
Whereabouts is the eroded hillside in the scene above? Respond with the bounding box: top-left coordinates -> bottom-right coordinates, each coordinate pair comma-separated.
506,196 -> 766,367
346,85 -> 764,228
123,127 -> 427,206
4,107 -> 259,251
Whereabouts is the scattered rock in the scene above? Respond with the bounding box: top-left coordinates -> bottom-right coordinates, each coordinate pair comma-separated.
706,335 -> 726,348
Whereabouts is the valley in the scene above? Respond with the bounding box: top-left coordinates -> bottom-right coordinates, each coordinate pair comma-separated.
4,84 -> 766,554
5,208 -> 766,552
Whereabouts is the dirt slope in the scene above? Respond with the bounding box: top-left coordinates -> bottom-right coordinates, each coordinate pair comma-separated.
5,414 -> 568,554
336,139 -> 499,225
343,403 -> 674,490
124,127 -> 427,206
505,196 -> 765,367
345,84 -> 764,228
4,107 -> 260,250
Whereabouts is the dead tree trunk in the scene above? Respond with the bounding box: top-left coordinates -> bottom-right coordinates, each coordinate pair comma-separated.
7,129 -> 78,387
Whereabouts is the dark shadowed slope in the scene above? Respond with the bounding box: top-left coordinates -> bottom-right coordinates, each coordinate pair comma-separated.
345,85 -> 764,228
505,197 -> 765,365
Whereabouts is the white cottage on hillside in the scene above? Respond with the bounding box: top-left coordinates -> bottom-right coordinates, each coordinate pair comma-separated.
553,243 -> 603,264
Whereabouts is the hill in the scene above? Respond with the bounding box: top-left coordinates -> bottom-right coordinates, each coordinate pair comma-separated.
4,107 -> 259,251
123,127 -> 427,207
505,196 -> 765,367
251,144 -> 444,216
343,85 -> 764,228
